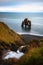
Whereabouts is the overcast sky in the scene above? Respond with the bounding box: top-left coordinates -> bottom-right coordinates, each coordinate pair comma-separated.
0,0 -> 43,12
0,0 -> 43,2
0,0 -> 43,6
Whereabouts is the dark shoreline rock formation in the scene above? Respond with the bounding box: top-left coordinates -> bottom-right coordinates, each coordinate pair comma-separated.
21,18 -> 31,29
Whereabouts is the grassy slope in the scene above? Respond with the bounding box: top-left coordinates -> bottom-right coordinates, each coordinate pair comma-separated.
0,22 -> 25,45
0,22 -> 43,65
18,39 -> 43,65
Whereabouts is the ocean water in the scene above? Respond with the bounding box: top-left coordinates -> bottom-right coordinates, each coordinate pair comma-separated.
0,12 -> 43,36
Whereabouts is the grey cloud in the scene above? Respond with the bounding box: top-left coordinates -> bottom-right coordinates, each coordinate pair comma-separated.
0,0 -> 43,2
0,0 -> 15,2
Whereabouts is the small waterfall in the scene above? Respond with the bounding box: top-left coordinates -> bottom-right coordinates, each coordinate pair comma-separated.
3,46 -> 25,60
17,45 -> 26,53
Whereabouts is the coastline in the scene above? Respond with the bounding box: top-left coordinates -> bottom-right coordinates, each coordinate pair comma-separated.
21,34 -> 43,42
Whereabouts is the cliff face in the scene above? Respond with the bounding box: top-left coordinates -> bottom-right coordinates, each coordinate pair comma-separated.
0,22 -> 25,51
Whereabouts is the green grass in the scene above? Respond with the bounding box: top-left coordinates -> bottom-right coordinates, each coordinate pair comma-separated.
19,47 -> 43,65
0,22 -> 25,46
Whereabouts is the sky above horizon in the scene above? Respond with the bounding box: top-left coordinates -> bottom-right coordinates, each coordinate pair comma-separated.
0,0 -> 43,12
